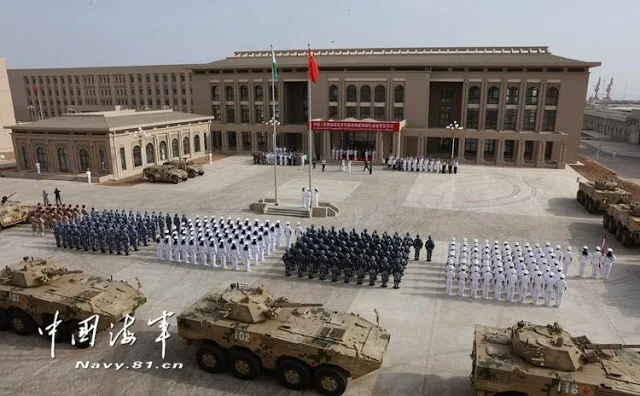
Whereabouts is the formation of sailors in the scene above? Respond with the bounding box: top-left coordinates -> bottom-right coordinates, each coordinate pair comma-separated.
330,147 -> 376,162
387,156 -> 459,174
253,148 -> 307,166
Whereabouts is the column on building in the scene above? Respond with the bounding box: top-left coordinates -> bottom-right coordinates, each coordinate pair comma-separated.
496,139 -> 504,164
497,80 -> 507,131
417,136 -> 425,157
250,132 -> 258,152
536,139 -> 546,166
461,78 -> 469,127
457,137 -> 465,159
515,139 -> 525,166
221,129 -> 229,152
535,81 -> 547,133
479,79 -> 488,130
322,131 -> 330,160
515,80 -> 526,131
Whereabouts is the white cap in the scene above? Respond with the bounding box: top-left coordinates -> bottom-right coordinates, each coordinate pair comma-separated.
607,248 -> 613,252
567,246 -> 572,251
297,222 -> 300,225
546,241 -> 551,246
595,246 -> 601,251
556,245 -> 561,250
583,246 -> 588,250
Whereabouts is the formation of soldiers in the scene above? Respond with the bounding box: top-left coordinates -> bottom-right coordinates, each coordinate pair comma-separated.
283,226 -> 411,288
154,216 -> 285,271
387,155 -> 459,174
443,238 -> 569,307
576,245 -> 616,280
330,147 -> 376,162
29,204 -> 91,236
253,148 -> 307,166
52,209 -> 158,254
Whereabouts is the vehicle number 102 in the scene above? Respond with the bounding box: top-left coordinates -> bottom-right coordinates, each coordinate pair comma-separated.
557,380 -> 579,394
234,330 -> 250,342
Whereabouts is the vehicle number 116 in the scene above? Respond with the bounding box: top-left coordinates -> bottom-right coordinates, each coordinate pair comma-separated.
557,380 -> 579,394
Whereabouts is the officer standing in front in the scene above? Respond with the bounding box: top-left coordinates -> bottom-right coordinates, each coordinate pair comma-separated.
425,236 -> 435,262
413,235 -> 424,260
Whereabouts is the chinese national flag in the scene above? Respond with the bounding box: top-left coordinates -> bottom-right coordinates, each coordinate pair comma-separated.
307,46 -> 319,83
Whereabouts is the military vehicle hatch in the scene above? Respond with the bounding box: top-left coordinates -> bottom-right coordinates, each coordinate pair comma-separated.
177,283 -> 390,396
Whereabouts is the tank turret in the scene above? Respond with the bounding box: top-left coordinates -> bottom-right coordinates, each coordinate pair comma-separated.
594,179 -> 619,191
1,257 -> 83,288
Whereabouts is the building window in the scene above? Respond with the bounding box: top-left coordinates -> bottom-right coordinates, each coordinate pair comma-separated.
255,85 -> 264,101
439,88 -> 453,127
485,109 -> 498,129
58,148 -> 70,172
329,106 -> 338,118
159,141 -> 168,160
257,133 -> 266,150
393,107 -> 404,121
374,107 -> 386,120
226,105 -> 236,123
240,85 -> 249,101
346,85 -> 357,102
360,106 -> 371,119
487,86 -> 500,104
172,138 -> 179,157
228,131 -> 237,151
225,86 -> 234,101
132,146 -> 142,167
374,85 -> 385,102
118,147 -> 126,170
35,146 -> 48,170
329,85 -> 338,102
194,135 -> 201,153
468,86 -> 481,104
99,149 -> 107,173
242,132 -> 251,150
484,139 -> 496,158
213,105 -> 222,120
504,109 -> 517,130
542,110 -> 557,131
183,137 -> 190,155
466,109 -> 479,129
506,87 -> 519,105
254,105 -> 264,123
545,142 -> 553,160
526,87 -> 539,105
204,133 -> 209,151
394,86 -> 404,103
210,85 -> 220,101
464,139 -> 477,157
346,106 -> 357,118
79,148 -> 91,171
144,143 -> 155,164
545,87 -> 559,106
523,109 -> 537,130
241,105 -> 250,123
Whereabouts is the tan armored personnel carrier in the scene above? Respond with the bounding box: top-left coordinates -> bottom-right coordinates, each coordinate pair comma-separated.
0,257 -> 147,347
471,320 -> 640,396
0,198 -> 35,230
177,283 -> 390,396
577,179 -> 630,213
163,158 -> 204,178
604,201 -> 640,246
143,164 -> 188,184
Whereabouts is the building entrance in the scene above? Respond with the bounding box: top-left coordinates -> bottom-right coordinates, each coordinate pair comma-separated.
336,132 -> 376,159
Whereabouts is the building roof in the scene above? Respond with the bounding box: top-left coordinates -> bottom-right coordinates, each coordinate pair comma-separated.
9,109 -> 213,133
193,46 -> 601,70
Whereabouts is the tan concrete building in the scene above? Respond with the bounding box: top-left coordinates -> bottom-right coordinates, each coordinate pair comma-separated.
191,46 -> 600,167
0,58 -> 17,156
9,109 -> 213,181
7,64 -> 195,123
583,104 -> 640,144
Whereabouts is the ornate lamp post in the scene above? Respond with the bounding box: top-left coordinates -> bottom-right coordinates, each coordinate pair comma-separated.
265,116 -> 281,205
446,121 -> 463,159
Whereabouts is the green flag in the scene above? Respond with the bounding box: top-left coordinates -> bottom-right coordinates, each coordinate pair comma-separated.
271,49 -> 279,82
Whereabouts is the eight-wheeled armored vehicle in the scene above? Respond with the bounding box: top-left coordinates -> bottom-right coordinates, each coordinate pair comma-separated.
577,179 -> 630,213
604,201 -> 640,246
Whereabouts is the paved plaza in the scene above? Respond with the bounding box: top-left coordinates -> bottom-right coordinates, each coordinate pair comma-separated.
1,155 -> 639,396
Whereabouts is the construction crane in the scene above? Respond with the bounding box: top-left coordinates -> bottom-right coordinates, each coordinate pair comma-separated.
604,78 -> 613,102
589,77 -> 601,102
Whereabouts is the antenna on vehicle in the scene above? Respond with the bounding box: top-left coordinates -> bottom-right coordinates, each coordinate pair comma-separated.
374,308 -> 380,326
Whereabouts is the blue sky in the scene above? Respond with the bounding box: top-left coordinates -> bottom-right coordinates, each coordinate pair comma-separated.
1,0 -> 637,99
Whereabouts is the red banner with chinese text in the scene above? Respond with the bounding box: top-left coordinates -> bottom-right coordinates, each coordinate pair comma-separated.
310,120 -> 401,133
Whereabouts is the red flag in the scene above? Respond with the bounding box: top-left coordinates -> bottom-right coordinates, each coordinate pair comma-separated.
33,84 -> 40,93
599,233 -> 607,268
307,46 -> 319,83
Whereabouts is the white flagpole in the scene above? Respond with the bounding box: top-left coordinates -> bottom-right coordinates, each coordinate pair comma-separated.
271,44 -> 279,205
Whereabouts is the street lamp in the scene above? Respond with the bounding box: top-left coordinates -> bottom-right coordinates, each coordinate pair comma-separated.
446,121 -> 463,159
265,116 -> 281,205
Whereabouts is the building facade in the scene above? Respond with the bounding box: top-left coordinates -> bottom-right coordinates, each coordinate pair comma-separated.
0,58 -> 17,155
9,109 -> 212,180
583,105 -> 640,144
191,46 -> 600,167
7,64 -> 196,123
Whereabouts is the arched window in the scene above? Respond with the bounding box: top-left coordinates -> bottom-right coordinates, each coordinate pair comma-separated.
183,136 -> 190,155
98,149 -> 107,173
194,135 -> 201,153
211,86 -> 220,101
145,143 -> 155,164
360,85 -> 371,102
36,146 -> 48,170
20,146 -> 29,168
159,141 -> 168,160
79,148 -> 91,171
506,87 -> 519,105
132,145 -> 142,167
171,138 -> 179,157
346,85 -> 357,102
374,85 -> 385,102
329,85 -> 338,102
203,133 -> 209,151
239,85 -> 249,101
487,86 -> 500,104
254,85 -> 263,101
394,86 -> 404,103
225,86 -> 234,101
468,86 -> 481,104
526,87 -> 539,105
545,87 -> 559,106
57,148 -> 69,172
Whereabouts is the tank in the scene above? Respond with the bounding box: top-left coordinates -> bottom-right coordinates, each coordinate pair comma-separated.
471,321 -> 640,396
163,158 -> 204,178
177,283 -> 391,396
604,201 -> 640,247
0,257 -> 147,347
0,201 -> 35,229
143,164 -> 188,184
577,179 -> 630,213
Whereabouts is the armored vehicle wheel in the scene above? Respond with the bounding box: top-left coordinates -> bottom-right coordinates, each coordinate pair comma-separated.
188,170 -> 196,178
616,226 -> 624,241
171,176 -> 179,184
603,215 -> 610,229
196,344 -> 227,374
586,199 -> 595,213
609,219 -> 617,233
9,310 -> 36,336
68,320 -> 91,348
147,175 -> 155,183
278,359 -> 311,390
576,191 -> 582,203
579,193 -> 586,205
229,349 -> 261,380
181,177 -> 188,181
313,366 -> 348,396
621,229 -> 632,247
198,170 -> 204,175
0,309 -> 8,331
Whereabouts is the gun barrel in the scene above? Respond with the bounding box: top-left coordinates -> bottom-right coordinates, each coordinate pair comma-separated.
584,344 -> 640,349
276,302 -> 324,308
